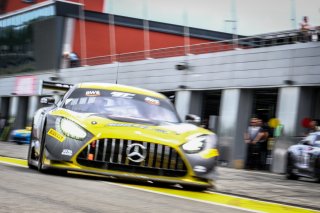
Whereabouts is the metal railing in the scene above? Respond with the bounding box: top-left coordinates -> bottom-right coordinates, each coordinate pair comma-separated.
79,27 -> 320,67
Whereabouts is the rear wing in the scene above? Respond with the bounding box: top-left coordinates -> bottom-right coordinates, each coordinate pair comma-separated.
41,80 -> 74,93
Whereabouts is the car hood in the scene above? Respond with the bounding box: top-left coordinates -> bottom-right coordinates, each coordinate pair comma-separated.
51,109 -> 213,146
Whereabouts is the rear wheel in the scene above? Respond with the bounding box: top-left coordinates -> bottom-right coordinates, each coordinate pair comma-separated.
286,153 -> 299,180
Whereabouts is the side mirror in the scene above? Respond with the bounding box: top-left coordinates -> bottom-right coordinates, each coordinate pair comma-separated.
40,97 -> 56,105
185,114 -> 201,125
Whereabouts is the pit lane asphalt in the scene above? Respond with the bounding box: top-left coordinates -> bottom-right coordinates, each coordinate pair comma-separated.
0,141 -> 320,212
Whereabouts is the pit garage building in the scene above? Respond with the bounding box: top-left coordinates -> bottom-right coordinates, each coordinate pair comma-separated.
0,0 -> 320,171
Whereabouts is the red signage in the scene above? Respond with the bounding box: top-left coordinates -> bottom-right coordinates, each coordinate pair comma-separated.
15,75 -> 36,95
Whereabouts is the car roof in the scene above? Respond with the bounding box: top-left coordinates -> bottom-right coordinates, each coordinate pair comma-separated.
76,83 -> 166,99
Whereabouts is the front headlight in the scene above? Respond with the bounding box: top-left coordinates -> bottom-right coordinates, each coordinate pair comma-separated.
182,136 -> 207,153
182,134 -> 217,154
60,118 -> 86,140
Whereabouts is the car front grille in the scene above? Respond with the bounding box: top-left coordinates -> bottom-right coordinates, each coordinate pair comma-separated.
76,138 -> 187,177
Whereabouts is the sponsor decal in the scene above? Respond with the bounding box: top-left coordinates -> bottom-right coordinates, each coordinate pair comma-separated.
15,75 -> 36,95
144,97 -> 160,105
85,90 -> 101,96
107,124 -> 169,134
47,128 -> 65,142
111,91 -> 135,99
107,123 -> 149,129
154,129 -> 169,134
61,149 -> 73,156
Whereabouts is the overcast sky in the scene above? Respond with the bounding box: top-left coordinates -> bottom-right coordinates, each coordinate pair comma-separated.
104,0 -> 320,36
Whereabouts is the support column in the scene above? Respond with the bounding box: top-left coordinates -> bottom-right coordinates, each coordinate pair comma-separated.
189,91 -> 203,116
277,87 -> 300,136
9,97 -> 19,120
218,89 -> 253,168
27,96 -> 39,125
175,90 -> 192,121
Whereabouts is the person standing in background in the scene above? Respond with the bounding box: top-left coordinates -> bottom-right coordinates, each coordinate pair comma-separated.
257,119 -> 269,170
300,16 -> 312,42
244,117 -> 266,170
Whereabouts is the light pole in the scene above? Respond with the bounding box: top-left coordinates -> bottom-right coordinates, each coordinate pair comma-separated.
225,19 -> 238,49
143,0 -> 151,59
291,0 -> 297,29
79,0 -> 87,66
183,2 -> 190,56
226,0 -> 238,49
108,0 -> 117,63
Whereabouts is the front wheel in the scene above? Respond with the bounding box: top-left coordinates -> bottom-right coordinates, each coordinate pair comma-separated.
182,184 -> 211,192
27,121 -> 46,172
36,127 -> 48,172
286,154 -> 299,180
27,120 -> 37,170
314,157 -> 320,183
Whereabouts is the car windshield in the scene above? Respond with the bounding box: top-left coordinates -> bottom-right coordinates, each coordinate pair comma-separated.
62,88 -> 180,123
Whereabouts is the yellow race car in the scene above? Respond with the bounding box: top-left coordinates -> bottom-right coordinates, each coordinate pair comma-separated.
27,82 -> 219,190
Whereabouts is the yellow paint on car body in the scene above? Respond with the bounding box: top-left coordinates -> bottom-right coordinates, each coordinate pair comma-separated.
199,149 -> 219,159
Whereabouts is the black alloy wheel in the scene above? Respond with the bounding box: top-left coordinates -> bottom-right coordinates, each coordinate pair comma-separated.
286,153 -> 299,180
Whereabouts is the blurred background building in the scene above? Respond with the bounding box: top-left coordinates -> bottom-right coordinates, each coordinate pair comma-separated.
0,0 -> 320,170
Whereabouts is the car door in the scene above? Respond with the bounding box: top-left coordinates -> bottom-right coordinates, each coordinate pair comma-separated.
297,135 -> 316,174
308,136 -> 320,176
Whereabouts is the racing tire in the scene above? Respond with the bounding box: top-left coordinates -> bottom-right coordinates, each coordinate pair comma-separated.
152,181 -> 173,188
27,120 -> 37,170
182,184 -> 210,192
315,157 -> 320,183
35,123 -> 67,176
286,153 -> 299,180
37,125 -> 47,173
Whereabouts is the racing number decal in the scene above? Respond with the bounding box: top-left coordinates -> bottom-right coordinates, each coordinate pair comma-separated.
47,128 -> 65,142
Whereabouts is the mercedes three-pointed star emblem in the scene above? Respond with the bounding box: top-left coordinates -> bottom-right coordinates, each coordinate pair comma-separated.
126,143 -> 147,163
